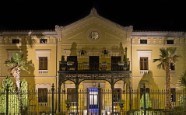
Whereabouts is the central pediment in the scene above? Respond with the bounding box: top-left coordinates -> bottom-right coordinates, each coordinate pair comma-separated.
58,8 -> 133,45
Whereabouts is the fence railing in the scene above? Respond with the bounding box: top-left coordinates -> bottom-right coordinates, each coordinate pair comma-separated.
1,85 -> 186,114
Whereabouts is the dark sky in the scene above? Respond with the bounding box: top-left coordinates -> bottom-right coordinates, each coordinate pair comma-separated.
0,0 -> 186,31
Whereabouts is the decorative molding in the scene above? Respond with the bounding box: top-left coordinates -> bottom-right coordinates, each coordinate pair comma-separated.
36,83 -> 51,90
35,49 -> 51,60
137,50 -> 152,60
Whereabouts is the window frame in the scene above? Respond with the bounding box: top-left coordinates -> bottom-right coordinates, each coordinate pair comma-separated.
40,38 -> 47,44
140,57 -> 149,70
166,40 -> 174,44
38,88 -> 48,103
39,57 -> 48,70
12,39 -> 20,44
140,39 -> 147,44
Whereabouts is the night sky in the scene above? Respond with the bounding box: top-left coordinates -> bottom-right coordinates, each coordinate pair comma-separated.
0,0 -> 186,31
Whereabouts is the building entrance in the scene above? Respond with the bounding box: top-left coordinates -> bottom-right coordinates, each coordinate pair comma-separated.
87,87 -> 100,115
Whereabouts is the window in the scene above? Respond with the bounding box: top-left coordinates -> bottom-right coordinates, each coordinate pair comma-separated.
140,57 -> 148,70
39,57 -> 48,70
171,88 -> 176,102
140,39 -> 147,44
40,38 -> 47,44
12,39 -> 20,44
67,88 -> 76,102
166,40 -> 174,44
113,88 -> 122,102
38,88 -> 48,103
170,63 -> 175,70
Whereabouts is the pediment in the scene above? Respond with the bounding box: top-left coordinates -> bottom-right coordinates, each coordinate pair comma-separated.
58,8 -> 133,44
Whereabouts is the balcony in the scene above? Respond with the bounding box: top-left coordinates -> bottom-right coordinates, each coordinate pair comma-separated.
59,61 -> 130,73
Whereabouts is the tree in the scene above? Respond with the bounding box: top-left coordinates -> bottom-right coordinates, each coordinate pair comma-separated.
5,53 -> 33,90
153,47 -> 179,109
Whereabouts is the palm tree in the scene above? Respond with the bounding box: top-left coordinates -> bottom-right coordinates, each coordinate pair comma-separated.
5,53 -> 33,90
153,47 -> 179,109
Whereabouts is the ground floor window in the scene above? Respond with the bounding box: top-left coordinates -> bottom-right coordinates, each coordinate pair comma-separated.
38,88 -> 48,103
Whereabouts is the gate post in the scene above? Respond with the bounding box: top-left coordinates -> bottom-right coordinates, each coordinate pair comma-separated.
51,83 -> 55,115
6,85 -> 9,115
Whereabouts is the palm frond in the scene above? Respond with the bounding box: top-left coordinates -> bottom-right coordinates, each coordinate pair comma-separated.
153,59 -> 160,62
5,52 -> 33,74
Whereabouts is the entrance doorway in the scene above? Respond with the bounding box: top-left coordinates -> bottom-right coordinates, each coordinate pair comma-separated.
87,87 -> 100,115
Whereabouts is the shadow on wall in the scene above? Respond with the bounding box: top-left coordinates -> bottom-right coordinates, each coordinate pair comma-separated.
137,70 -> 159,90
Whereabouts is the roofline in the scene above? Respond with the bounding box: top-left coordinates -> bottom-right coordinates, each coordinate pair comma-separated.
131,31 -> 186,37
0,30 -> 57,35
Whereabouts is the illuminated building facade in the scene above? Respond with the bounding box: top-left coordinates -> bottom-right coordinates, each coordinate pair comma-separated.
0,8 -> 186,114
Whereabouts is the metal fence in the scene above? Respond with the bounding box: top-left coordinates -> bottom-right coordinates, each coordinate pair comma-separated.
1,85 -> 186,115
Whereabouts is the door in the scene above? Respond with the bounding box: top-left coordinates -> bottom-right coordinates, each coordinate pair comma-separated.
111,56 -> 121,71
87,87 -> 100,115
89,56 -> 99,71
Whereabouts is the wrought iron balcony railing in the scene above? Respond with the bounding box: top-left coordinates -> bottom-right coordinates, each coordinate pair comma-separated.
59,61 -> 130,72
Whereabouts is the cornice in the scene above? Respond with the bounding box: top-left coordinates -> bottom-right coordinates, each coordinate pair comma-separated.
0,30 -> 57,36
132,31 -> 186,37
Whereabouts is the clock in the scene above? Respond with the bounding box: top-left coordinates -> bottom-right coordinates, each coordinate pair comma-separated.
89,31 -> 99,40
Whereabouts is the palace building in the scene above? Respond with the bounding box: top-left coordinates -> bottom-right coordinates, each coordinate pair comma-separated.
0,8 -> 186,114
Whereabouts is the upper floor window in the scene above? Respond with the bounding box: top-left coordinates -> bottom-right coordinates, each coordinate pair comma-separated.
170,62 -> 175,70
38,88 -> 48,103
40,38 -> 47,44
140,39 -> 147,44
140,57 -> 148,70
39,57 -> 48,70
12,39 -> 20,44
166,40 -> 174,44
